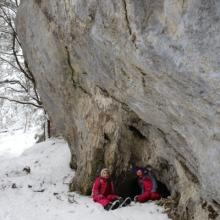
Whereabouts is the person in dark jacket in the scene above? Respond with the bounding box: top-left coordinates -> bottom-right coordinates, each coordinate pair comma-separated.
92,168 -> 121,210
134,167 -> 161,203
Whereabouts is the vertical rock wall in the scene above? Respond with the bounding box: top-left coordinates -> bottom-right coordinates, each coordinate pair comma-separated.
16,0 -> 220,219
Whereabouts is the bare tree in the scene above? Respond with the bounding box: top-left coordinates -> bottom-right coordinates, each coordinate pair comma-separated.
0,0 -> 51,139
0,0 -> 42,108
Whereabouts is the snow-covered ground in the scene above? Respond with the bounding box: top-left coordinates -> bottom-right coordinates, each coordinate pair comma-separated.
0,129 -> 36,159
0,133 -> 171,220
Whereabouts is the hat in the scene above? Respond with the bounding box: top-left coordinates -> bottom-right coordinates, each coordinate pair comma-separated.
100,168 -> 110,177
131,166 -> 144,173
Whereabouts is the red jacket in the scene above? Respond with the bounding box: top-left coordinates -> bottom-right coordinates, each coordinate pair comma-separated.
138,175 -> 153,193
92,177 -> 116,198
136,176 -> 161,202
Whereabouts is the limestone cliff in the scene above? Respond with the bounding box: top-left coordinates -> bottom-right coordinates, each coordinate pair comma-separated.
16,0 -> 220,219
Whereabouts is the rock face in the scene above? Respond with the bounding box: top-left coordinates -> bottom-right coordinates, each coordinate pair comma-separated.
16,0 -> 220,219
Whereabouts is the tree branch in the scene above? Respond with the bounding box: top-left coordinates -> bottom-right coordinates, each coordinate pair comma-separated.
0,0 -> 42,110
0,96 -> 43,108
0,79 -> 28,92
0,6 -> 21,46
5,86 -> 26,93
29,95 -> 43,105
15,0 -> 19,7
0,29 -> 12,34
0,56 -> 22,72
12,31 -> 33,81
24,60 -> 41,103
0,56 -> 21,72
0,2 -> 16,14
0,50 -> 23,56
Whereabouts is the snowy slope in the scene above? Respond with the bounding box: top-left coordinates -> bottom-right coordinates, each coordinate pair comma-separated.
0,129 -> 36,159
0,136 -> 170,220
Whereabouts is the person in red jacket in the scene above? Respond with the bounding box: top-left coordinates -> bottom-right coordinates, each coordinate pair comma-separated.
92,168 -> 121,210
134,168 -> 161,203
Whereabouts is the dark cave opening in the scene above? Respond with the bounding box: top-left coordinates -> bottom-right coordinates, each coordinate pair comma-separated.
115,172 -> 140,199
115,171 -> 171,200
157,180 -> 171,198
128,125 -> 146,139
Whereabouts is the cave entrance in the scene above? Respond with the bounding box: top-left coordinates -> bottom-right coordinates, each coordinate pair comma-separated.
115,171 -> 171,200
157,180 -> 171,198
115,172 -> 140,199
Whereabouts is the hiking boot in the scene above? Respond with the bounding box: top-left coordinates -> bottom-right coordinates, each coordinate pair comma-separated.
134,196 -> 139,203
119,197 -> 131,207
104,203 -> 112,211
118,197 -> 124,204
109,200 -> 120,210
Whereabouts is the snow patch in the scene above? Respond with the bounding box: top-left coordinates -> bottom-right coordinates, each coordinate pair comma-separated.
0,129 -> 36,158
0,137 -> 171,220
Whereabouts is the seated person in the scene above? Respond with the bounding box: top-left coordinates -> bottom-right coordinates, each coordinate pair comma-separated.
134,166 -> 161,203
92,168 -> 121,210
